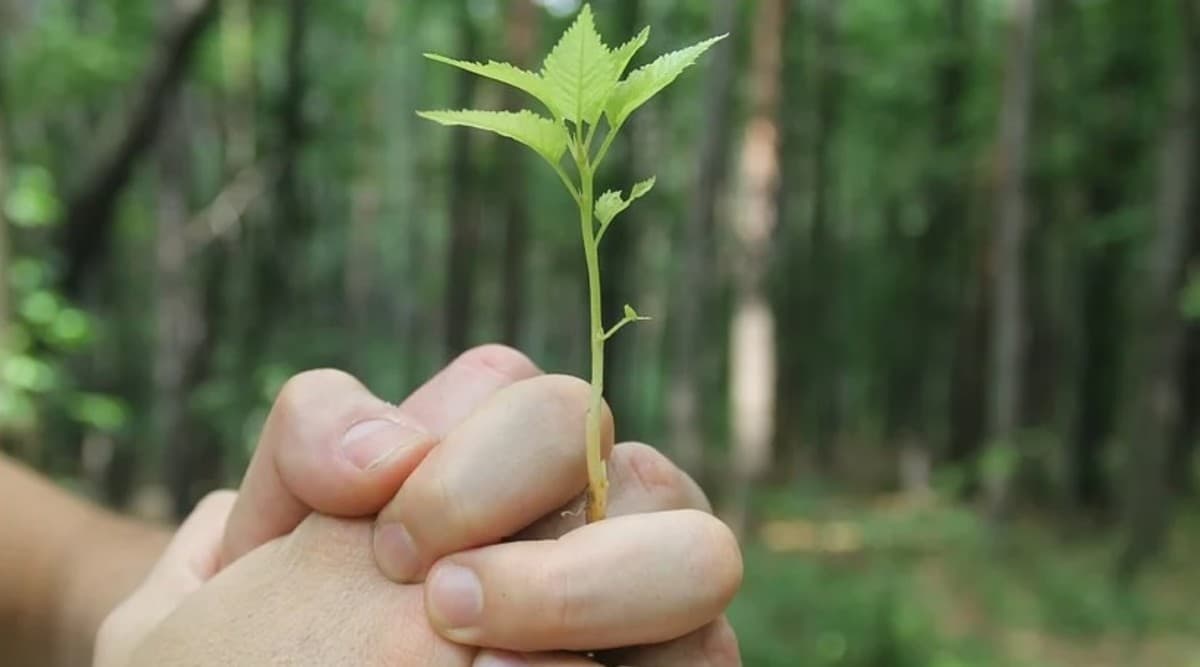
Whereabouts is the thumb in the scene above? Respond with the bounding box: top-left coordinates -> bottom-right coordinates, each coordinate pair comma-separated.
94,490 -> 236,667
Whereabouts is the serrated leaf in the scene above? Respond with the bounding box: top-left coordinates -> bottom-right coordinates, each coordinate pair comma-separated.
610,27 -> 650,80
595,176 -> 656,228
424,54 -> 562,118
595,190 -> 625,226
606,34 -> 728,127
417,109 -> 568,165
540,4 -> 619,125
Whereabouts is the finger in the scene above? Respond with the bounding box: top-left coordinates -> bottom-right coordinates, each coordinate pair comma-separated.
598,618 -> 742,667
473,650 -> 600,666
424,510 -> 743,652
517,442 -> 711,541
373,374 -> 614,583
220,345 -> 540,567
95,491 -> 236,667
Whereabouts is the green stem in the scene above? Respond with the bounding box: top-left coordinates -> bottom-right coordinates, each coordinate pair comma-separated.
577,142 -> 608,523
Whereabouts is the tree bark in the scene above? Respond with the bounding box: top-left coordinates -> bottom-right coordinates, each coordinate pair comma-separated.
500,0 -> 539,348
58,0 -> 218,296
1117,0 -> 1197,578
984,0 -> 1038,515
667,0 -> 737,478
726,0 -> 787,537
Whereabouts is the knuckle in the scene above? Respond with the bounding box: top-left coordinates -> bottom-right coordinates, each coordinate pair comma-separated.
702,618 -> 743,666
616,443 -> 693,509
545,558 -> 582,636
681,511 -> 744,607
275,369 -> 360,417
455,344 -> 540,381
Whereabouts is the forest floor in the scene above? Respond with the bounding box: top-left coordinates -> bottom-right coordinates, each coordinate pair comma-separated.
728,488 -> 1200,667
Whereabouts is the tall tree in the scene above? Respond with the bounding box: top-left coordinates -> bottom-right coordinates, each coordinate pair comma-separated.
889,0 -> 972,484
984,0 -> 1038,514
153,95 -> 206,519
442,1 -> 480,358
499,0 -> 539,347
667,0 -> 737,477
808,0 -> 844,469
1117,0 -> 1198,580
727,0 -> 788,536
58,0 -> 218,296
345,0 -> 396,335
1068,3 -> 1158,512
0,111 -> 9,358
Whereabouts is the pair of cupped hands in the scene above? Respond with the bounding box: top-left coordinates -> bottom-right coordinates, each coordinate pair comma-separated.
94,345 -> 743,666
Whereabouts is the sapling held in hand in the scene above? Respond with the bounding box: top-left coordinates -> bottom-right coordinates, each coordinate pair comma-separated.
419,4 -> 725,523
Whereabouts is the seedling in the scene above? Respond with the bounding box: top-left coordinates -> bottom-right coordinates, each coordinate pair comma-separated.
420,4 -> 725,522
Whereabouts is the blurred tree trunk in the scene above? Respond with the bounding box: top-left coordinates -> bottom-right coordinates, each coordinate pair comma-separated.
58,0 -> 217,296
600,0 -> 641,434
1069,5 -> 1155,513
890,0 -> 970,488
772,1 -> 807,479
154,95 -> 208,519
984,0 -> 1038,515
345,1 -> 395,338
726,0 -> 787,537
500,0 -> 539,347
1117,0 -> 1197,578
808,0 -> 844,470
1169,213 -> 1200,494
667,0 -> 736,478
443,1 -> 480,358
948,237 -> 991,478
0,112 -> 9,357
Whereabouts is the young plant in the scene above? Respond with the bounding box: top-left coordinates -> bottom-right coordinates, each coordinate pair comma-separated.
420,4 -> 725,523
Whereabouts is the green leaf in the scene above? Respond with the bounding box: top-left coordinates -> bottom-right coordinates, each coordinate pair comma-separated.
609,27 -> 650,81
540,3 -> 619,125
623,304 -> 640,319
606,34 -> 728,127
417,109 -> 569,165
424,54 -> 562,118
595,176 -> 656,227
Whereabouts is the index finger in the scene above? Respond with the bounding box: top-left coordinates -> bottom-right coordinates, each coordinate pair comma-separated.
219,345 -> 540,567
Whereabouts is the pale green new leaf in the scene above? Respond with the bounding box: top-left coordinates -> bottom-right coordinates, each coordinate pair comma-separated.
595,176 -> 656,239
417,109 -> 568,165
606,34 -> 728,127
623,304 -> 642,320
424,54 -> 562,119
540,4 -> 619,125
609,27 -> 650,81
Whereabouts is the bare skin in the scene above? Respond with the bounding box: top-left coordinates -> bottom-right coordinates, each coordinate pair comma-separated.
6,345 -> 743,666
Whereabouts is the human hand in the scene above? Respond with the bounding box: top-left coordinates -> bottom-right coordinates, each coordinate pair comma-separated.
97,346 -> 743,665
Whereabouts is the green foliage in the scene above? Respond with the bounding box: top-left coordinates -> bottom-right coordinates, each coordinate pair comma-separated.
594,176 -> 654,239
604,34 -> 727,128
415,109 -> 569,166
420,2 -> 722,519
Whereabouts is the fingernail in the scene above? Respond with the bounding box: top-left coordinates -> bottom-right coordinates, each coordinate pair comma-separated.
428,562 -> 484,630
341,418 -> 423,470
474,651 -> 528,667
373,522 -> 420,582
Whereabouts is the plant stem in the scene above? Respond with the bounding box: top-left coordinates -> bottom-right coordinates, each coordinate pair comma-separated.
578,146 -> 608,523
